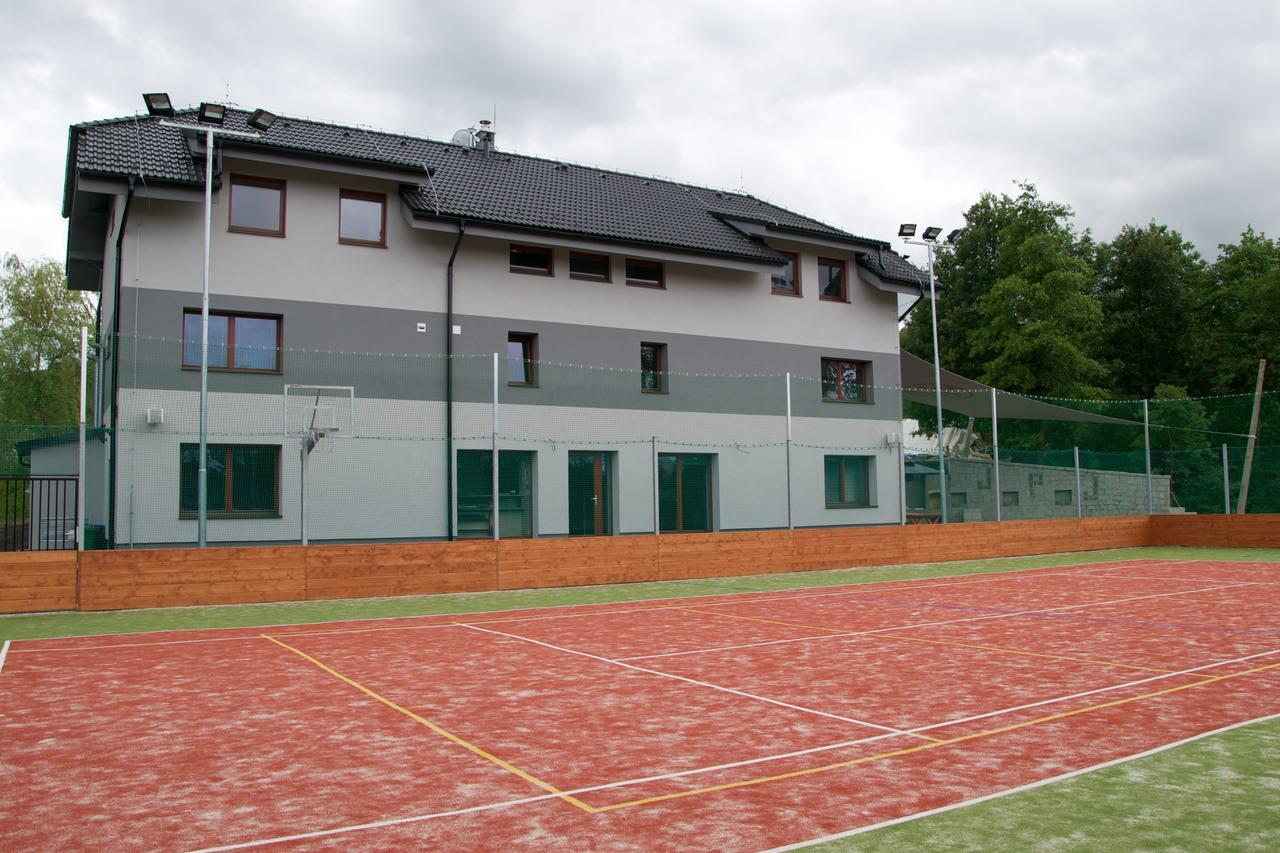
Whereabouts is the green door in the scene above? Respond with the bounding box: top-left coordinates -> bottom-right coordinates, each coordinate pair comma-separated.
456,450 -> 534,538
568,451 -> 612,536
658,453 -> 713,532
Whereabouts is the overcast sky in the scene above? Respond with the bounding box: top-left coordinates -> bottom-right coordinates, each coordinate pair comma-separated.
2,0 -> 1277,267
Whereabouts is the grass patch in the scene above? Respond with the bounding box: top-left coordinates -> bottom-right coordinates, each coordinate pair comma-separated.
823,714 -> 1280,852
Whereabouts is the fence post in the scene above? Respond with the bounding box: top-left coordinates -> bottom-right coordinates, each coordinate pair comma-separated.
785,372 -> 793,530
1221,443 -> 1231,515
898,432 -> 907,525
1142,399 -> 1153,514
492,352 -> 500,541
651,436 -> 660,535
77,326 -> 87,552
1074,446 -> 1083,519
990,387 -> 1001,522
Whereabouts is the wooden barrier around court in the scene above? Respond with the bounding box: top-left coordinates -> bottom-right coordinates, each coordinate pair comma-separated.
0,514 -> 1275,614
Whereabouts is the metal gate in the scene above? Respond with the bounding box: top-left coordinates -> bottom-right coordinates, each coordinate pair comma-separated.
1,476 -> 78,551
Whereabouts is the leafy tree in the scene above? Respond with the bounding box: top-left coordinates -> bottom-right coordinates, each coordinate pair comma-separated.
0,255 -> 93,426
1093,223 -> 1206,397
902,182 -> 1107,397
1197,227 -> 1280,395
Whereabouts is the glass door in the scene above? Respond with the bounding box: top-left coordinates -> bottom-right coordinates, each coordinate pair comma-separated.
568,451 -> 612,536
658,453 -> 713,532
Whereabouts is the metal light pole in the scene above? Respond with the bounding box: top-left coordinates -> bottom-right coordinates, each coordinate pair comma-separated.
901,226 -> 958,523
159,119 -> 260,546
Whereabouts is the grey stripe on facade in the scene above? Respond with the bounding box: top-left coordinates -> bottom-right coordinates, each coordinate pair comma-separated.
116,286 -> 904,421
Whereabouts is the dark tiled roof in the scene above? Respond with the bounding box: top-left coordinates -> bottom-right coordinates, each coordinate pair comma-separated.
67,108 -> 926,283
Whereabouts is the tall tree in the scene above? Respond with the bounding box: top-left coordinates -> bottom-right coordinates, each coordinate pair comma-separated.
0,255 -> 94,426
902,181 -> 1107,396
1197,227 -> 1280,395
1093,223 -> 1206,397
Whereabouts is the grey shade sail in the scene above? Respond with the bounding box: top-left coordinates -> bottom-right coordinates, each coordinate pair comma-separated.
900,351 -> 1138,425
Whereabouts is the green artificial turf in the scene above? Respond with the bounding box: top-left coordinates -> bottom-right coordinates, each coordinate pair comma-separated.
822,714 -> 1280,852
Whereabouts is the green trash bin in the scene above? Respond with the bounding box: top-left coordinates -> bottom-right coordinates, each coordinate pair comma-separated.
83,524 -> 106,550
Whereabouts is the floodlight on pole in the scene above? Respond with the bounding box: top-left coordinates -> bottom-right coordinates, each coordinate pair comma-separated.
143,93 -> 174,117
247,108 -> 278,131
198,102 -> 226,124
901,225 -> 959,524
898,223 -> 917,238
947,228 -> 964,244
158,114 -> 263,546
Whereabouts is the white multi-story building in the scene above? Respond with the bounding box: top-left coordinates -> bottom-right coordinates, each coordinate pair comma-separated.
62,103 -> 926,546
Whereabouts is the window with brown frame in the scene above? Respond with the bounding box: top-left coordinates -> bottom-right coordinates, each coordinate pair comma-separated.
818,257 -> 847,301
339,189 -> 387,247
820,357 -> 871,403
182,310 -> 282,372
824,455 -> 873,508
228,174 -> 286,237
771,252 -> 800,296
507,332 -> 538,385
569,252 -> 611,281
510,244 -> 554,276
640,342 -> 667,392
180,443 -> 281,518
625,258 -> 665,288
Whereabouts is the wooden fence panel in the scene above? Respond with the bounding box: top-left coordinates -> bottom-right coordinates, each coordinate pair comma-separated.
0,552 -> 77,613
498,536 -> 658,589
306,541 -> 497,600
658,530 -> 793,581
79,546 -> 306,611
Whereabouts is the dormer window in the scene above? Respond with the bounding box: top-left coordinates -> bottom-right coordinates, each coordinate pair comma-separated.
771,252 -> 800,296
510,244 -> 553,276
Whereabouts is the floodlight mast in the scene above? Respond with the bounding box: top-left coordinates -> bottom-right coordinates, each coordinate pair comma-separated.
158,116 -> 262,546
900,224 -> 959,523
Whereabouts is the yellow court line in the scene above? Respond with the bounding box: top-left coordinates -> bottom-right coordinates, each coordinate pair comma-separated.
260,635 -> 598,813
680,606 -> 1174,675
587,659 -> 1280,812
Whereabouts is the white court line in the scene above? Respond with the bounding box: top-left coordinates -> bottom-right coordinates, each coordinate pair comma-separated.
186,647 -> 1280,853
0,640 -> 9,674
458,622 -> 925,739
616,580 -> 1254,662
20,554 -> 1185,646
763,711 -> 1280,852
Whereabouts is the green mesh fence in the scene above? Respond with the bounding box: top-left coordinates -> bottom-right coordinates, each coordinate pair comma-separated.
9,334 -> 1275,549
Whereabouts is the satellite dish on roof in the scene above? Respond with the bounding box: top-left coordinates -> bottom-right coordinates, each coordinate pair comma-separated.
451,127 -> 476,147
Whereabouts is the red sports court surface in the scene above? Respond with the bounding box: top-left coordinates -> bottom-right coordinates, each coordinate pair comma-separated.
3,558 -> 1279,851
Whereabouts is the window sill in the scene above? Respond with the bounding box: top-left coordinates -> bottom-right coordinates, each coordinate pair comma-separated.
507,382 -> 539,388
181,365 -> 283,375
509,266 -> 554,277
819,294 -> 849,303
339,238 -> 387,249
640,388 -> 668,394
771,289 -> 802,297
625,280 -> 665,289
228,226 -> 285,238
825,503 -> 876,510
180,512 -> 282,520
821,396 -> 871,405
569,273 -> 611,283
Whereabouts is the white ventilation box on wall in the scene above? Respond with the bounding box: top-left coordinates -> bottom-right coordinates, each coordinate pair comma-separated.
146,407 -> 164,425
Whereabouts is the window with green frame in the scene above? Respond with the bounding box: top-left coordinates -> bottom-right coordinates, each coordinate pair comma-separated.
658,453 -> 713,532
456,449 -> 535,538
824,455 -> 872,508
180,444 -> 280,518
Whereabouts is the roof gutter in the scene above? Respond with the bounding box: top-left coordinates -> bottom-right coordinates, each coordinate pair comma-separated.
107,175 -> 136,548
445,220 -> 465,540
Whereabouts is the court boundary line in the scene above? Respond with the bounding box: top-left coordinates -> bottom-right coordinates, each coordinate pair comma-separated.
614,579 -> 1252,663
260,634 -> 596,813
8,554 -> 1191,645
456,621 -> 938,741
762,710 -> 1280,852
0,639 -> 9,674
183,651 -> 1280,852
584,657 -> 1280,812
